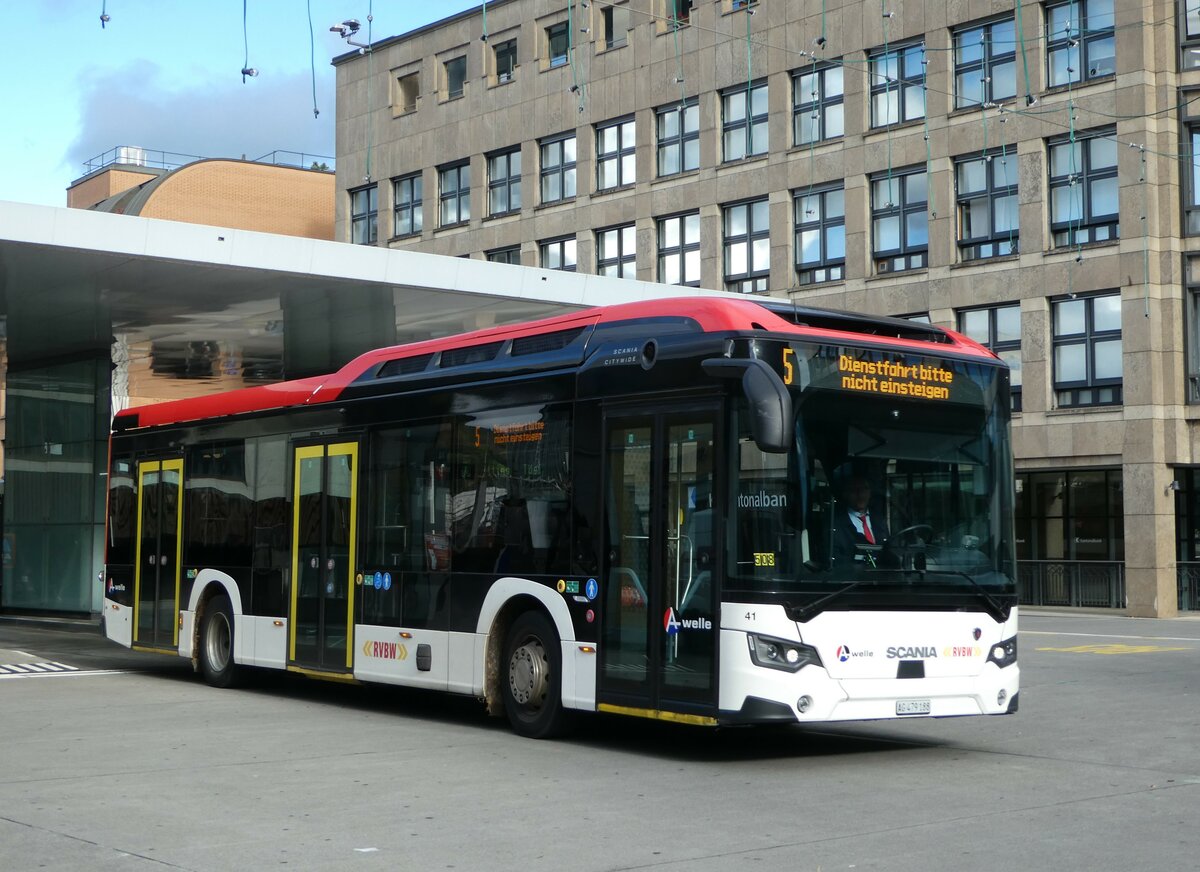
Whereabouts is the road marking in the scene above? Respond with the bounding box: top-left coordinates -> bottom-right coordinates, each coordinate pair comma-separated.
0,669 -> 128,680
1022,630 -> 1200,643
0,661 -> 77,674
1036,643 -> 1193,655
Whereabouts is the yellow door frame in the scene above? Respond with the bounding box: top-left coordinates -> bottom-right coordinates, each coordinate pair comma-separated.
289,442 -> 359,670
132,458 -> 183,648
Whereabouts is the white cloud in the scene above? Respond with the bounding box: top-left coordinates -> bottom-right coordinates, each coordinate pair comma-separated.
68,59 -> 335,171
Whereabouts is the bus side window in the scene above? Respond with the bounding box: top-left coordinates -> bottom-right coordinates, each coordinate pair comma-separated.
365,422 -> 452,627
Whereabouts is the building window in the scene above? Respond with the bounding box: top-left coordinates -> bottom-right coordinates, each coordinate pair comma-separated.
954,18 -> 1016,108
1047,0 -> 1115,87
597,224 -> 637,278
392,174 -> 422,238
1052,292 -> 1122,407
656,99 -> 699,177
955,151 -> 1018,261
657,212 -> 700,286
350,185 -> 377,245
870,43 -> 925,127
794,185 -> 845,285
723,198 -> 770,294
439,162 -> 470,226
1183,0 -> 1200,69
395,72 -> 419,114
871,168 -> 927,273
494,38 -> 517,83
1048,128 -> 1118,247
958,303 -> 1022,411
597,117 -> 636,190
602,3 -> 631,49
443,55 -> 467,99
722,82 -> 768,161
1186,123 -> 1200,235
547,22 -> 569,68
1172,468 -> 1200,599
664,0 -> 694,27
1187,257 -> 1200,402
540,236 -> 577,271
487,246 -> 521,265
793,64 -> 844,145
540,134 -> 576,203
487,148 -> 521,217
1015,469 -> 1123,562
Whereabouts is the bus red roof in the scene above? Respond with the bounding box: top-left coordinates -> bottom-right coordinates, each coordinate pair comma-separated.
114,297 -> 995,430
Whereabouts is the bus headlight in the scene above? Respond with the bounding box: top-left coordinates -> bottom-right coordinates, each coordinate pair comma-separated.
986,636 -> 1018,668
747,634 -> 822,672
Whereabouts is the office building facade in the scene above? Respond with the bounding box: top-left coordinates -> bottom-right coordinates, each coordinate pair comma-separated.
332,0 -> 1200,617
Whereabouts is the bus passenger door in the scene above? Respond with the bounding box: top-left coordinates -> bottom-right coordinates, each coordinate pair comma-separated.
289,441 -> 359,674
133,458 -> 183,650
598,406 -> 719,720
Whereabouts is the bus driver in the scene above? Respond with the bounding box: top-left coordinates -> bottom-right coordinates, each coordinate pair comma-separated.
835,473 -> 890,559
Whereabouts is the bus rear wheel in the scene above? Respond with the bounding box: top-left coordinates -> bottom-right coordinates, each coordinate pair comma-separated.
199,593 -> 242,688
502,610 -> 573,739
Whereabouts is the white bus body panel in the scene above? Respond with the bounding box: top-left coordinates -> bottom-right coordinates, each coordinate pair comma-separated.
560,642 -> 597,711
239,615 -> 287,669
447,632 -> 479,695
354,626 -> 450,690
720,604 -> 1019,721
103,599 -> 132,647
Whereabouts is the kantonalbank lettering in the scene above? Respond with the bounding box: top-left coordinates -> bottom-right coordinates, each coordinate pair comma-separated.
887,645 -> 938,659
739,492 -> 787,508
838,355 -> 954,401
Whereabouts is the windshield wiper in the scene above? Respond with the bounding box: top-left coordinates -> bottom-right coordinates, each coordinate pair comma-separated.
794,578 -> 874,622
924,570 -> 1011,621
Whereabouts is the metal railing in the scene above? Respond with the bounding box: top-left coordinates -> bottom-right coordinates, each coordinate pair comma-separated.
1017,560 -> 1126,609
1177,562 -> 1200,612
250,150 -> 335,171
81,146 -> 335,176
82,146 -> 204,174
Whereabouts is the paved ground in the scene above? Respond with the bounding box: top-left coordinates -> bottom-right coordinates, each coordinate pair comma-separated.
1,610 -> 1198,871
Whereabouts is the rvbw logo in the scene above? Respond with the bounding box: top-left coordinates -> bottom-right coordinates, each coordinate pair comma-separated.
662,607 -> 712,635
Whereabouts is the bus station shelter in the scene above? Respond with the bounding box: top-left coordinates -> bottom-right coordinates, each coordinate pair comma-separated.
0,200 -> 707,616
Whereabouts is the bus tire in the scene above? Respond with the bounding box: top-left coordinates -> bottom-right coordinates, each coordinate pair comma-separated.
199,594 -> 242,688
502,610 -> 573,739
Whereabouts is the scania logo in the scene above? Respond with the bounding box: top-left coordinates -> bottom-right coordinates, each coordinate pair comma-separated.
973,627 -> 982,641
887,646 -> 938,659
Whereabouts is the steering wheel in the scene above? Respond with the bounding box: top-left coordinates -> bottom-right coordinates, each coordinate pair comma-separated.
889,524 -> 933,545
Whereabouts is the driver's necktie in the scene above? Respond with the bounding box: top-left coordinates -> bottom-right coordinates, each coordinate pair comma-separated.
860,513 -> 875,544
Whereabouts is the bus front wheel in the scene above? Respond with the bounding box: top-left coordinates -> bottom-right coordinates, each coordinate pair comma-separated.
502,610 -> 573,739
199,593 -> 242,688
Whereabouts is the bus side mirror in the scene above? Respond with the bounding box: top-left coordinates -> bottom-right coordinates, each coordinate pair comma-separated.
702,358 -> 793,453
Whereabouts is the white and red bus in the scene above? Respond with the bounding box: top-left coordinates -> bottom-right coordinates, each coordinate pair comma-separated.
102,297 -> 1018,737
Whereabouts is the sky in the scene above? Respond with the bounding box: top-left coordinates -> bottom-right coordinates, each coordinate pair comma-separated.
0,0 -> 480,206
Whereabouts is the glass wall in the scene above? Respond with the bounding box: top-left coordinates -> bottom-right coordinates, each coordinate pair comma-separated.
1014,469 -> 1123,561
2,357 -> 109,613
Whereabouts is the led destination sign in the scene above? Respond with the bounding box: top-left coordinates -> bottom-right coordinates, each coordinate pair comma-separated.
837,355 -> 954,401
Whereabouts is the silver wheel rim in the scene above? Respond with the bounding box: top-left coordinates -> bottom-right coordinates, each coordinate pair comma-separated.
206,611 -> 231,673
508,637 -> 548,710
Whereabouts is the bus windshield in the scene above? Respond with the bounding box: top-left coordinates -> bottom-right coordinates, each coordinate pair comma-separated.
730,346 -> 1015,611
